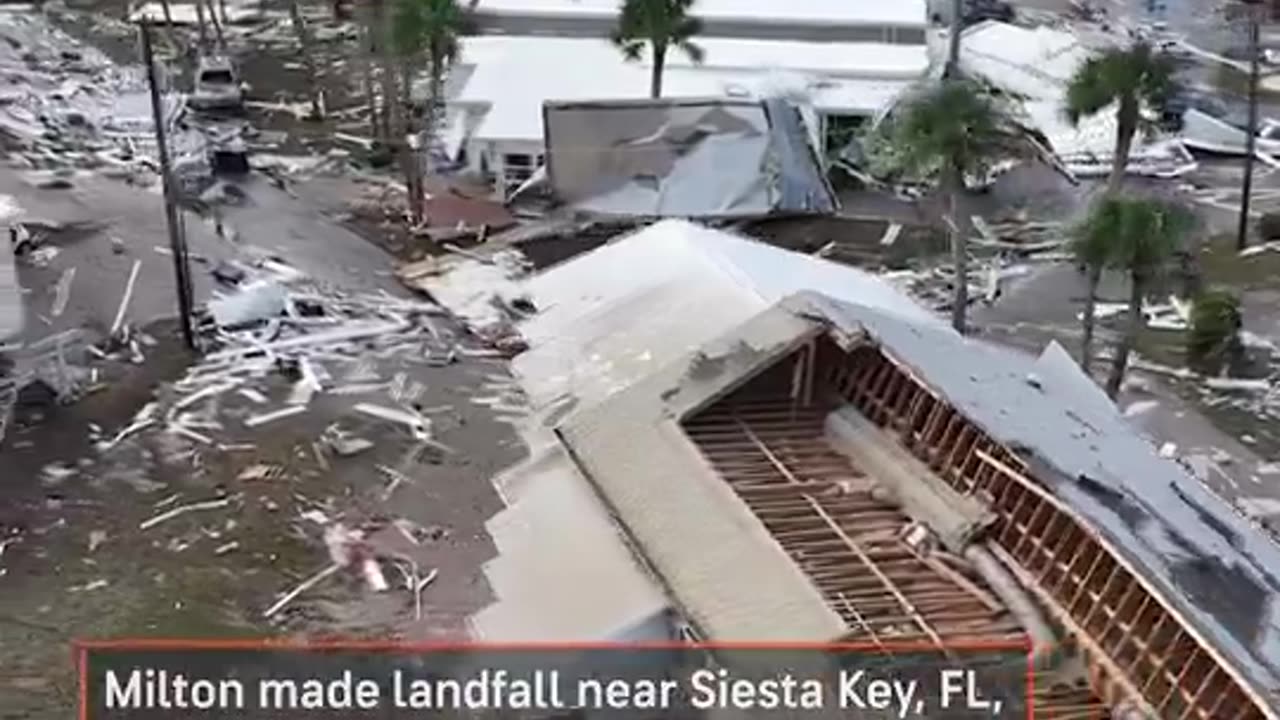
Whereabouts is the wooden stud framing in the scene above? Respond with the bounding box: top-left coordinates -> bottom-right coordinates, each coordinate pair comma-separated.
815,341 -> 1272,720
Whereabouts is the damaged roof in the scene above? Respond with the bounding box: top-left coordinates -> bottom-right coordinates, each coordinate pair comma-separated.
959,21 -> 1196,178
491,219 -> 1280,703
800,292 -> 1280,710
542,97 -> 837,218
471,442 -> 670,641
511,219 -> 939,412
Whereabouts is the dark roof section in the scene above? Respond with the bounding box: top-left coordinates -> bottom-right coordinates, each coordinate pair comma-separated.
541,97 -> 838,219
795,291 -> 1280,711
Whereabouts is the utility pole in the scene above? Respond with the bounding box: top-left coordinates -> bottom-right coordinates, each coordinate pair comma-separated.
140,20 -> 197,351
1238,0 -> 1263,250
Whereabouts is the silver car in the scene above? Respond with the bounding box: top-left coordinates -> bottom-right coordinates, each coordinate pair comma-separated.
191,56 -> 244,111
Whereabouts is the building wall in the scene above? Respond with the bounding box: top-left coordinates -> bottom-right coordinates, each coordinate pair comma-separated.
466,138 -> 547,199
471,11 -> 927,44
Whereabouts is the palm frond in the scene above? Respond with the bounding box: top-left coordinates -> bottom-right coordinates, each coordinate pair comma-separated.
391,0 -> 468,58
1064,41 -> 1177,128
679,38 -> 704,64
613,0 -> 702,62
1081,196 -> 1191,277
672,15 -> 702,44
882,79 -> 1035,183
1071,197 -> 1124,269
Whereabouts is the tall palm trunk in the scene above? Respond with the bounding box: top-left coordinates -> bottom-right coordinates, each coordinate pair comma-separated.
375,0 -> 400,145
1108,98 -> 1138,194
363,3 -> 386,142
159,0 -> 174,26
204,0 -> 225,47
218,0 -> 229,29
946,0 -> 962,78
376,2 -> 420,223
1080,265 -> 1102,376
289,0 -> 325,120
1105,272 -> 1145,399
945,163 -> 970,334
649,42 -> 666,98
194,0 -> 209,48
423,47 -> 445,176
401,58 -> 425,222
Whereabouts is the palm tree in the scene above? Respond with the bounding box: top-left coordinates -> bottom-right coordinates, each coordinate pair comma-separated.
1064,41 -> 1176,194
361,0 -> 389,145
1071,199 -> 1118,377
1101,197 -> 1192,399
890,80 -> 1026,334
612,0 -> 704,99
194,0 -> 209,48
945,0 -> 962,78
391,0 -> 469,222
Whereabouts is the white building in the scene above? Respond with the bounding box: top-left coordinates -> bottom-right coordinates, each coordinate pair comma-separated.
446,33 -> 930,196
469,0 -> 928,43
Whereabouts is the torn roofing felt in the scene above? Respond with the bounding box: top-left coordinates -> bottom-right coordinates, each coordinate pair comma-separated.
541,97 -> 838,219
793,291 -> 1280,708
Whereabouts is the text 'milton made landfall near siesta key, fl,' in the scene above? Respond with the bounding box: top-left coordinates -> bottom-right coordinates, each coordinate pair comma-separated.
102,665 -> 1012,716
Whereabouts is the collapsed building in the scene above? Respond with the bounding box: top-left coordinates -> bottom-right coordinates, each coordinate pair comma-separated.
443,28 -> 929,198
536,97 -> 837,218
957,20 -> 1197,180
469,220 -> 1280,719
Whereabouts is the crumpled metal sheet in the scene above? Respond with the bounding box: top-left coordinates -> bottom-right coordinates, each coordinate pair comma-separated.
208,279 -> 290,328
543,97 -> 837,219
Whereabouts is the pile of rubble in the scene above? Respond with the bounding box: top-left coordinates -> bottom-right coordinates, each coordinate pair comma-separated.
71,254 -> 477,619
395,248 -> 533,356
149,256 -> 457,444
0,10 -> 220,188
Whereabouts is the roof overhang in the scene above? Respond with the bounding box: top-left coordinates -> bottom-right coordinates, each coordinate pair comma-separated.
555,298 -> 847,640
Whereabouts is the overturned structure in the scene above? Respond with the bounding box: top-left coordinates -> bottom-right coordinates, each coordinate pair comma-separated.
471,220 -> 1280,719
541,97 -> 838,218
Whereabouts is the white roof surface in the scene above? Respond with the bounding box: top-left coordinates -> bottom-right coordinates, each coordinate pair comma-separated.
513,219 -> 944,412
456,35 -> 925,141
473,0 -> 927,27
960,21 -> 1087,101
472,443 -> 669,641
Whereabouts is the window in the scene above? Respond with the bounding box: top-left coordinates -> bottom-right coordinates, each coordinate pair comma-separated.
200,70 -> 235,85
503,153 -> 532,168
887,26 -> 926,44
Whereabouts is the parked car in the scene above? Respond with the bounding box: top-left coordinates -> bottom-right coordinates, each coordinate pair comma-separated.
190,55 -> 244,111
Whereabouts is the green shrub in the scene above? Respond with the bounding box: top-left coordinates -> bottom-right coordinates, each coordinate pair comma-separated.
1187,289 -> 1243,374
